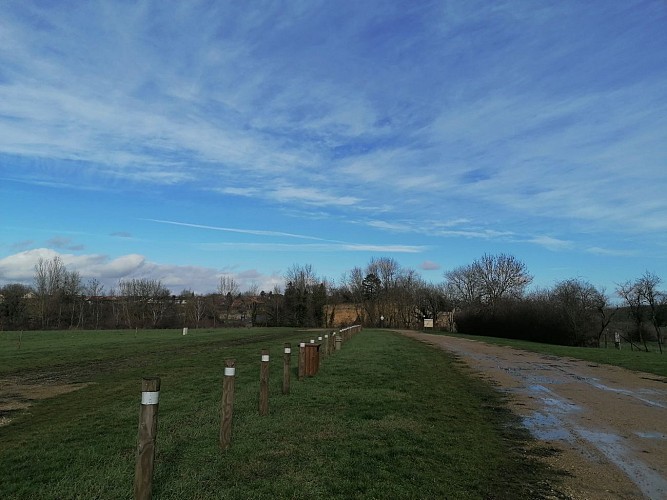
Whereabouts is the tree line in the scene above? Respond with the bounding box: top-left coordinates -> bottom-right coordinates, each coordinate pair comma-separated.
0,254 -> 664,350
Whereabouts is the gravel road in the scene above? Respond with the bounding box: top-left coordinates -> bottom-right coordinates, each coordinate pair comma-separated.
400,331 -> 667,500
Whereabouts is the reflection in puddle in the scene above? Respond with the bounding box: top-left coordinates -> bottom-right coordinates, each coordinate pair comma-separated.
576,429 -> 667,499
634,431 -> 667,440
587,380 -> 667,409
523,412 -> 574,442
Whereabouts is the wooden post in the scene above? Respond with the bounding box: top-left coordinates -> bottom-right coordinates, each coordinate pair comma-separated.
322,334 -> 329,357
335,336 -> 342,351
259,349 -> 269,416
298,342 -> 306,380
282,343 -> 291,394
220,359 -> 236,450
134,377 -> 161,500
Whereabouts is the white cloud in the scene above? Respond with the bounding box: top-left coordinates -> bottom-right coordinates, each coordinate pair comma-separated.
527,236 -> 574,252
268,186 -> 360,207
585,247 -> 638,257
420,261 -> 441,271
0,249 -> 280,294
0,249 -> 146,281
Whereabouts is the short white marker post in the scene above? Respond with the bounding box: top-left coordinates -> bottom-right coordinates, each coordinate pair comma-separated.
182,327 -> 188,335
220,359 -> 236,450
298,342 -> 306,380
134,377 -> 160,500
259,349 -> 270,416
283,343 -> 291,395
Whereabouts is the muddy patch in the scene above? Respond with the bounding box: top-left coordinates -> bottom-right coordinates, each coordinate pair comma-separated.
0,378 -> 90,426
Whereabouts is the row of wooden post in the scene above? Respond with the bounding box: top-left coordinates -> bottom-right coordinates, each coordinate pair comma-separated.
133,325 -> 362,499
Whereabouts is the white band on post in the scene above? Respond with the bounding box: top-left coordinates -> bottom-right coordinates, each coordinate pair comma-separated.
284,347 -> 291,354
310,339 -> 315,343
261,354 -> 270,362
324,334 -> 329,339
224,367 -> 236,376
141,391 -> 160,405
318,337 -> 322,341
300,342 -> 305,347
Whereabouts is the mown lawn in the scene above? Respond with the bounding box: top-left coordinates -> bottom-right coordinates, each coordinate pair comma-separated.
0,328 -> 559,499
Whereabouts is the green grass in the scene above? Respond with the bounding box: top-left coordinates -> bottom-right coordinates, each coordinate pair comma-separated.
1,328 -> 558,499
439,332 -> 667,378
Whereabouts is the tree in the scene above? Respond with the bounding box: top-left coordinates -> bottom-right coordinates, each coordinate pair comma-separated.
620,272 -> 665,354
117,278 -> 171,329
84,278 -> 105,330
445,254 -> 531,313
552,278 -> 606,346
637,272 -> 665,354
33,256 -> 67,328
417,282 -> 452,329
361,273 -> 381,326
444,264 -> 482,308
62,269 -> 84,329
0,283 -> 33,330
342,267 -> 366,324
473,253 -> 532,312
283,264 -> 325,327
217,276 -> 240,323
617,279 -> 649,352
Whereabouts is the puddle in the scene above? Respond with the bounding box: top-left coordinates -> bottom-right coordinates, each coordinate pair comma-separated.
523,411 -> 575,442
576,429 -> 667,499
587,380 -> 667,408
634,431 -> 667,440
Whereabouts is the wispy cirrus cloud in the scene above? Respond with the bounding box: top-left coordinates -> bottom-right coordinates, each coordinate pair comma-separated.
145,219 -> 332,242
148,219 -> 426,253
198,243 -> 426,253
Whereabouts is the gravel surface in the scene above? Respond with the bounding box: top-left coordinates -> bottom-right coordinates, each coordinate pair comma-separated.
401,331 -> 667,500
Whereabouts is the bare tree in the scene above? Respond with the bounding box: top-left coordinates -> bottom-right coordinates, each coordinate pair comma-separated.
118,278 -> 171,329
637,272 -> 664,354
474,253 -> 532,312
218,276 -> 240,322
85,278 -> 105,329
33,256 -> 67,328
617,280 -> 648,352
445,264 -> 482,308
342,267 -> 366,324
552,278 -> 605,346
283,264 -> 322,327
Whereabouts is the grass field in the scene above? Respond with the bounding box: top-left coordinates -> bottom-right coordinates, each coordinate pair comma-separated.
441,332 -> 667,378
0,328 -> 559,499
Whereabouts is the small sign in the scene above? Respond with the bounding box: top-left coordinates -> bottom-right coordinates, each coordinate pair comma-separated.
424,318 -> 434,328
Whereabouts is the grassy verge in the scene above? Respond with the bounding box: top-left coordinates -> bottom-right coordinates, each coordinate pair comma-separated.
437,332 -> 667,378
1,328 -> 558,499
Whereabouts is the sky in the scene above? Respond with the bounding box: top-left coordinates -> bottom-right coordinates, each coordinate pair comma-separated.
1,0 -> 666,297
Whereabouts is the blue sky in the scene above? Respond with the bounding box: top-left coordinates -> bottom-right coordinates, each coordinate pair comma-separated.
1,0 -> 666,296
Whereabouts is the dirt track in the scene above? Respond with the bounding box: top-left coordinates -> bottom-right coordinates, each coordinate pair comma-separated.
401,331 -> 667,500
